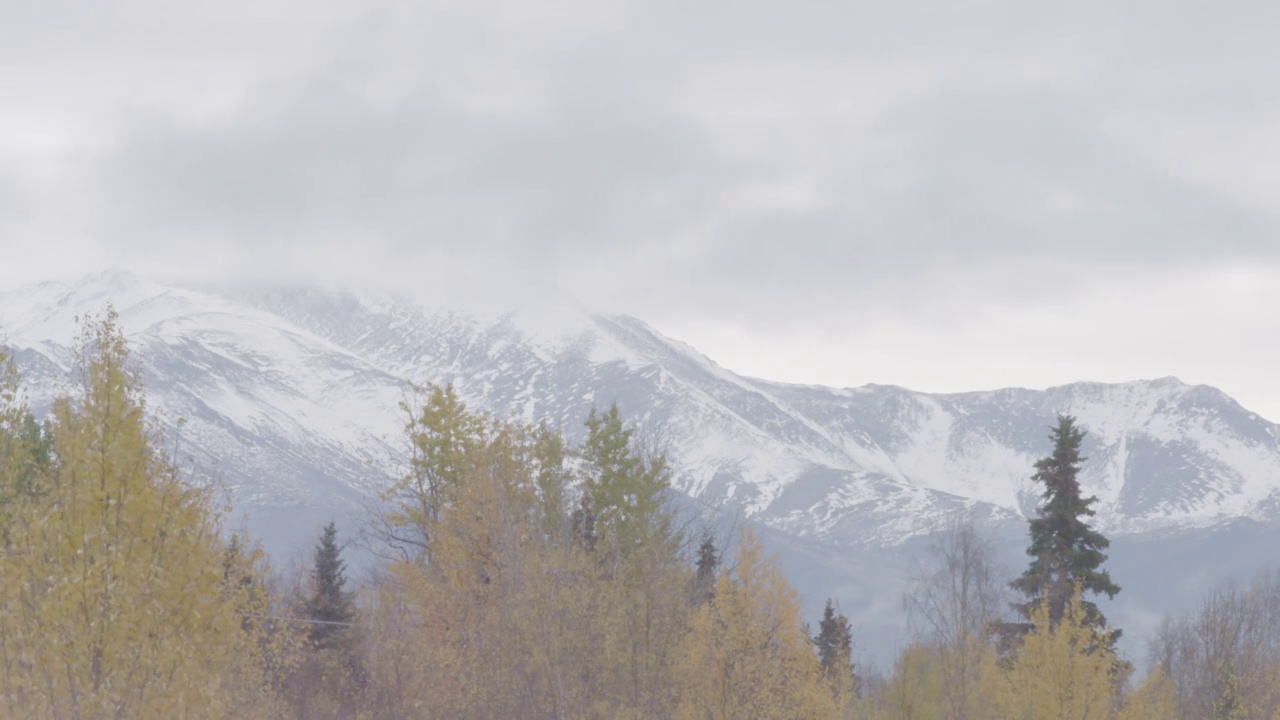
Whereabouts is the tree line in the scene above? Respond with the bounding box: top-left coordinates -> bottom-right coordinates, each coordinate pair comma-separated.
0,310 -> 1274,718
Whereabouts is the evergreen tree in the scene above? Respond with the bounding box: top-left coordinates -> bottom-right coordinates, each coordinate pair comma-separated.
1010,415 -> 1121,646
813,598 -> 858,695
307,521 -> 356,646
693,531 -> 719,605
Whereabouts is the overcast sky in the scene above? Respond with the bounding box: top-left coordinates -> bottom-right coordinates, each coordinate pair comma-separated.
3,1 -> 1280,418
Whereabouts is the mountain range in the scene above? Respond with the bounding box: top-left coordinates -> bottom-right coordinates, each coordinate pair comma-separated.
3,269 -> 1277,664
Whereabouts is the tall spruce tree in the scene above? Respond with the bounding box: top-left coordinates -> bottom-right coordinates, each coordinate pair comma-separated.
307,521 -> 356,646
1010,415 -> 1120,645
813,598 -> 857,693
692,531 -> 719,605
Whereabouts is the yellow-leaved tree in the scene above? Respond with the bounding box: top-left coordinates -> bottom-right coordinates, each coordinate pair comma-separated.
873,643 -> 947,720
672,528 -> 838,720
994,584 -> 1118,720
0,310 -> 287,718
1116,665 -> 1180,720
363,390 -> 705,719
365,387 -> 594,718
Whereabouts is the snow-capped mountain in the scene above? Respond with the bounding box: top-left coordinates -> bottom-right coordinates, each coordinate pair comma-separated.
6,270 -> 1280,662
4,270 -> 1280,558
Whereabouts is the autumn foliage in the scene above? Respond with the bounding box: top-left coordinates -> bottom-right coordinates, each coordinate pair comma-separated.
0,311 -> 294,718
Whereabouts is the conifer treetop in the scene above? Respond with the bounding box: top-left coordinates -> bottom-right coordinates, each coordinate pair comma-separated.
1010,414 -> 1121,646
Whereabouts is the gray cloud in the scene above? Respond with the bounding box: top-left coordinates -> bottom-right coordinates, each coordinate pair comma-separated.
0,172 -> 23,229
4,0 -> 1280,412
690,91 -> 1274,298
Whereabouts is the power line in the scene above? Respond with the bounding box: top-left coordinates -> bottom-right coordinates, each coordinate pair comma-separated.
243,613 -> 355,627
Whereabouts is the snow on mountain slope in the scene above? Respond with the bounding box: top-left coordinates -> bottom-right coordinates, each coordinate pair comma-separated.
3,270 -> 1280,553
0,271 -> 408,509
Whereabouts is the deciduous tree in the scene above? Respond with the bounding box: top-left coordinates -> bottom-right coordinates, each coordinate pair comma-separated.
672,529 -> 838,720
0,310 -> 285,718
905,511 -> 1006,719
998,585 -> 1117,720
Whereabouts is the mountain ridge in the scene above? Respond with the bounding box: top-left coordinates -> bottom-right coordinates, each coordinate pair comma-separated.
3,269 -> 1279,553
